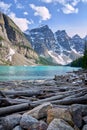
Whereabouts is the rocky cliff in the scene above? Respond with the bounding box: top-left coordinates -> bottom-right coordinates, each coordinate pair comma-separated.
25,25 -> 55,56
0,12 -> 38,65
25,25 -> 85,65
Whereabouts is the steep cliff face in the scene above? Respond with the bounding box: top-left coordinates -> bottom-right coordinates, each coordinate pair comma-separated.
0,12 -> 38,65
54,31 -> 84,65
70,34 -> 84,54
25,25 -> 55,56
55,30 -> 71,52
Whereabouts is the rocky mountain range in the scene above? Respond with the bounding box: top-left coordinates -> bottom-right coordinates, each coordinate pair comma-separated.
25,25 -> 86,65
0,11 -> 86,66
0,12 -> 38,65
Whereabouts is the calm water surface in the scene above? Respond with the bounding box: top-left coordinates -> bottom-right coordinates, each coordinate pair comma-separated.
0,66 -> 80,81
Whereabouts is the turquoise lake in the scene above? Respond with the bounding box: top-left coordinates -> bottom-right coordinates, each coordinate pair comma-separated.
0,66 -> 80,81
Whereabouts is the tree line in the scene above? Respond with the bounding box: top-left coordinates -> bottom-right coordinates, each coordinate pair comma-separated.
71,41 -> 87,69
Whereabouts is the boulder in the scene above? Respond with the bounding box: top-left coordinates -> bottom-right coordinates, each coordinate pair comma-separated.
25,102 -> 52,119
0,125 -> 5,130
70,104 -> 87,116
2,114 -> 21,130
70,104 -> 82,128
20,114 -> 39,129
12,126 -> 23,130
47,107 -> 73,125
47,118 -> 74,130
38,121 -> 48,130
82,125 -> 87,130
83,116 -> 87,124
74,125 -> 80,130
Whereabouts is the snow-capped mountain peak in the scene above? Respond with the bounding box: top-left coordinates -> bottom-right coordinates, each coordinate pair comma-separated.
25,25 -> 85,65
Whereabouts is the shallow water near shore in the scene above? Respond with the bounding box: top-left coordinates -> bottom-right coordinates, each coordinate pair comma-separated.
0,66 -> 80,81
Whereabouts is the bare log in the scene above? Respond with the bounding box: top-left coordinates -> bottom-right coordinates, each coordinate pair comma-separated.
0,97 -> 31,105
0,103 -> 30,116
51,94 -> 87,105
1,90 -> 42,97
0,91 -> 7,98
32,88 -> 87,105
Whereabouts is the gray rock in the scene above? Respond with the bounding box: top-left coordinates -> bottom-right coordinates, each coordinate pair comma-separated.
2,114 -> 21,130
12,126 -> 23,130
74,125 -> 80,130
20,114 -> 39,129
83,116 -> 87,124
47,118 -> 74,130
0,125 -> 5,130
70,104 -> 82,128
38,121 -> 48,130
70,104 -> 87,116
82,125 -> 87,130
25,102 -> 53,119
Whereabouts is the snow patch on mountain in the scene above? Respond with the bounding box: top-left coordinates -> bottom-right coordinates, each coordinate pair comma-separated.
6,48 -> 15,62
25,25 -> 85,65
48,51 -> 72,65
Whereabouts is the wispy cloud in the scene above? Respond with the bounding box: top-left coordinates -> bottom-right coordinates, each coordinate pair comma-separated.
14,0 -> 24,9
29,4 -> 51,21
81,0 -> 87,2
41,0 -> 87,4
62,4 -> 78,14
41,0 -> 53,3
24,12 -> 28,15
41,0 -> 65,4
71,0 -> 80,6
41,0 -> 80,14
9,12 -> 32,32
0,1 -> 11,14
16,3 -> 24,9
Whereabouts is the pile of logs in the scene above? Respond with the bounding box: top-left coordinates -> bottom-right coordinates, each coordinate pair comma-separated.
0,77 -> 87,117
0,70 -> 87,129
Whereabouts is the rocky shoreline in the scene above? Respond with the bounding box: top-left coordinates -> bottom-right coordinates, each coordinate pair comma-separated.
0,69 -> 87,130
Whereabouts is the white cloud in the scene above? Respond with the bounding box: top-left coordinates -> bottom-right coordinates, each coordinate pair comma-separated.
29,4 -> 51,21
41,0 -> 65,4
9,12 -> 31,32
24,12 -> 28,15
0,1 -> 11,14
62,4 -> 79,14
41,0 -> 53,3
71,0 -> 80,6
16,3 -> 24,9
14,0 -> 24,9
81,0 -> 87,2
41,0 -> 80,14
41,0 -> 87,4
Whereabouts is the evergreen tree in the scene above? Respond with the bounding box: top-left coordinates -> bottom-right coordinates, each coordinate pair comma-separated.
82,41 -> 87,69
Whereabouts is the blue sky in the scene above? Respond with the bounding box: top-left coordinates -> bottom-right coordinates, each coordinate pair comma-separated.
0,0 -> 87,38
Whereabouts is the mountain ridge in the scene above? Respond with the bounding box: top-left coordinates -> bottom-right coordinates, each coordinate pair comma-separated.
0,11 -> 85,66
25,25 -> 85,65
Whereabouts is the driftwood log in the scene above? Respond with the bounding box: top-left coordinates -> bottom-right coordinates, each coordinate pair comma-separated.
51,94 -> 87,105
0,103 -> 30,116
1,90 -> 42,97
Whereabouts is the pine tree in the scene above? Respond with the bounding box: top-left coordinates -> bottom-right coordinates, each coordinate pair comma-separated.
82,41 -> 87,69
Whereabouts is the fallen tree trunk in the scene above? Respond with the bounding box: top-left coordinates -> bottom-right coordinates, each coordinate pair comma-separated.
0,97 -> 31,105
51,94 -> 87,105
0,103 -> 30,116
1,90 -> 42,97
32,88 -> 87,105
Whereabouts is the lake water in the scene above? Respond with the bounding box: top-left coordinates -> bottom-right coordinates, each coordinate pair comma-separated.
0,66 -> 80,81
